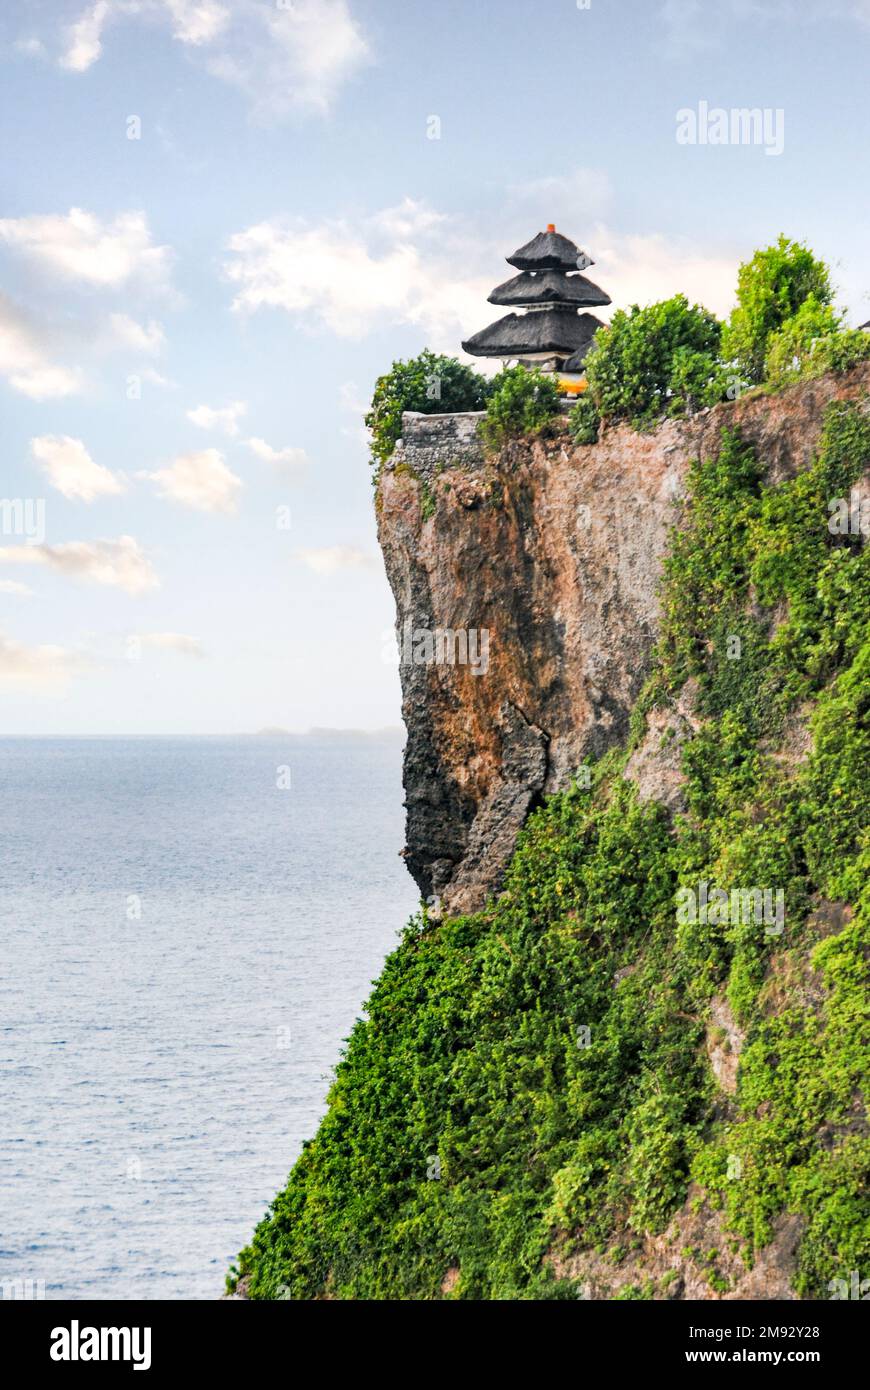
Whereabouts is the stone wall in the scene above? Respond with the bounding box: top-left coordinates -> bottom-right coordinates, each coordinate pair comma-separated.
388,410 -> 486,484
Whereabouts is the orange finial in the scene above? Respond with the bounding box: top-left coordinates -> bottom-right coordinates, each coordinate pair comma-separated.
547,223 -> 556,232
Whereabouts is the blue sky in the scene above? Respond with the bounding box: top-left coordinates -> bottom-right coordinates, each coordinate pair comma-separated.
1,0 -> 868,733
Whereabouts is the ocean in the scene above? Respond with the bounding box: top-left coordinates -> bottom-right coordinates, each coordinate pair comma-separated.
0,734 -> 418,1300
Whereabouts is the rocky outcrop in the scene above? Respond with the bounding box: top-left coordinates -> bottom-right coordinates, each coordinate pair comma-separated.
377,364 -> 870,915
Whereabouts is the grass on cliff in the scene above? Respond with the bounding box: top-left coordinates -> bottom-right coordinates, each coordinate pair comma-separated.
230,402 -> 869,1300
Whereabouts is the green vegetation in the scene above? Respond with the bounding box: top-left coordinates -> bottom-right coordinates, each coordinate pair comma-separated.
569,237 -> 867,442
763,294 -> 843,387
231,400 -> 869,1301
365,349 -> 490,475
479,364 -> 561,451
724,235 -> 835,385
575,294 -> 726,434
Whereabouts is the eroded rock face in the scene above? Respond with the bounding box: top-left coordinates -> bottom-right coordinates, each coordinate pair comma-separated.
376,364 -> 870,915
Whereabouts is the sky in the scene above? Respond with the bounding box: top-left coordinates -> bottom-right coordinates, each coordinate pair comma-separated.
1,0 -> 869,734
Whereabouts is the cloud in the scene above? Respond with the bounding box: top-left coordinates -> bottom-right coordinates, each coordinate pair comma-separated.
295,545 -> 377,575
0,293 -> 81,400
339,380 -> 368,416
30,435 -> 125,502
0,208 -> 173,291
506,169 -> 614,225
53,0 -> 369,118
140,366 -> 176,388
60,0 -> 113,72
223,200 -> 491,345
134,630 -> 205,657
0,631 -> 87,691
187,400 -> 247,435
589,228 -> 739,319
0,536 -> 158,595
0,581 -> 33,596
246,437 -> 308,472
139,447 -> 242,512
15,37 -> 48,58
165,0 -> 230,46
204,0 -> 370,119
656,0 -> 870,56
108,313 -> 166,354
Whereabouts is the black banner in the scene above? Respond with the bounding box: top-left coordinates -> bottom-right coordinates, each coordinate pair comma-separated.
3,1296 -> 863,1375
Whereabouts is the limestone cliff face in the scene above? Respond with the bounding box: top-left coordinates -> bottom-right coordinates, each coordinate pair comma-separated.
377,365 -> 870,916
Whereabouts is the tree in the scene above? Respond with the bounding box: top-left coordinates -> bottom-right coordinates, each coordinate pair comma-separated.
580,295 -> 725,430
764,294 -> 843,386
480,365 -> 561,451
365,350 -> 490,471
723,236 -> 834,385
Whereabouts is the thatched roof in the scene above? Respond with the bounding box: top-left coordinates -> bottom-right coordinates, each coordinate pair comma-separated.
488,269 -> 611,308
562,342 -> 599,371
507,228 -> 590,271
462,309 -> 604,358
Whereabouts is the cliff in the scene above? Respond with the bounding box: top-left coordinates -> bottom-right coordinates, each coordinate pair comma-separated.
379,366 -> 870,917
231,364 -> 869,1301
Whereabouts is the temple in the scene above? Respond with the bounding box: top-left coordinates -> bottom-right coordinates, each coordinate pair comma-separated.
462,224 -> 611,377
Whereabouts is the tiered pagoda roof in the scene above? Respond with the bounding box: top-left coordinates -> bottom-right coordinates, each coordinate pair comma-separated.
462,224 -> 610,368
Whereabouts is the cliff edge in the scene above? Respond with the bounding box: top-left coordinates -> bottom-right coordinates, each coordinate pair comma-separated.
378,364 -> 870,917
231,363 -> 869,1301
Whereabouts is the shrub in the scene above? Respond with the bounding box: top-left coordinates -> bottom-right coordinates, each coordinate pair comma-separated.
764,295 -> 843,386
365,350 -> 490,474
582,295 -> 725,430
568,392 -> 600,445
796,327 -> 870,383
479,365 -> 560,451
724,236 -> 834,385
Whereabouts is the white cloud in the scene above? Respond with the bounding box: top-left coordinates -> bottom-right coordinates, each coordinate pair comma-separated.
187,400 -> 247,435
60,0 -> 113,72
367,198 -> 449,241
165,0 -> 230,46
15,37 -> 48,58
31,435 -> 125,502
295,546 -> 376,575
590,228 -> 739,320
0,536 -> 158,595
506,169 -> 614,225
246,437 -> 308,472
0,581 -> 33,596
0,208 -> 173,291
223,203 -> 491,345
139,448 -> 242,513
139,366 -> 176,388
205,0 -> 370,119
0,631 -> 86,691
135,630 -> 205,657
108,313 -> 166,354
339,380 -> 367,416
53,0 -> 368,117
657,0 -> 870,56
0,294 -> 81,400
